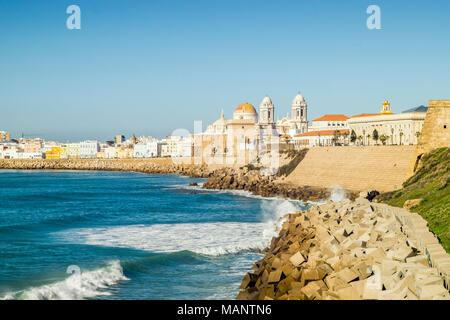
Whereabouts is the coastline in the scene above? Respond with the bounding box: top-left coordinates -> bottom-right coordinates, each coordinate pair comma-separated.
1,158 -> 449,300
0,159 -> 344,203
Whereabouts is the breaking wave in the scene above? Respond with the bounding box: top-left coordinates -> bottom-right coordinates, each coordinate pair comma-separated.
2,261 -> 128,300
328,184 -> 347,203
55,199 -> 305,257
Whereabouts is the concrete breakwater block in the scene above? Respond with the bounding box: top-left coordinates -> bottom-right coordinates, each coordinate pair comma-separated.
237,196 -> 450,300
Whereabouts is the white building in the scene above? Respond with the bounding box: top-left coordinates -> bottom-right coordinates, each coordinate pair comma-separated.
293,129 -> 349,148
134,143 -> 152,158
80,140 -> 100,159
160,143 -> 170,158
0,142 -> 19,159
67,143 -> 81,158
177,137 -> 194,158
166,136 -> 182,157
348,102 -> 426,146
105,146 -> 117,159
308,115 -> 349,132
149,141 -> 166,158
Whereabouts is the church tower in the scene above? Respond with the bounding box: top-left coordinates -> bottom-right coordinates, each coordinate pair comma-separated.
290,93 -> 308,135
259,96 -> 274,124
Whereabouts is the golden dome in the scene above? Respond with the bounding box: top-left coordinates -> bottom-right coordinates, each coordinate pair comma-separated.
235,103 -> 256,113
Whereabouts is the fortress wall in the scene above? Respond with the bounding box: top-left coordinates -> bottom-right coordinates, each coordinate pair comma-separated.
284,146 -> 416,192
416,100 -> 450,155
408,100 -> 450,175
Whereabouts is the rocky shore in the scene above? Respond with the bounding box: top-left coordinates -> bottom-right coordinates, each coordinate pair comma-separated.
202,166 -> 358,203
237,194 -> 450,300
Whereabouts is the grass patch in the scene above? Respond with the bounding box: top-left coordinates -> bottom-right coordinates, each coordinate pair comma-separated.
378,147 -> 450,252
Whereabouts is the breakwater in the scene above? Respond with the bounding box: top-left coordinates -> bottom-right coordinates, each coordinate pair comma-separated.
0,158 -> 213,178
237,194 -> 450,300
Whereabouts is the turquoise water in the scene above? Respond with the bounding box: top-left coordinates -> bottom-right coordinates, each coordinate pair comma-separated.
0,170 -> 308,300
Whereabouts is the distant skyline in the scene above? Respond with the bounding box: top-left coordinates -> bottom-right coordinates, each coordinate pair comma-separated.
1,0 -> 450,142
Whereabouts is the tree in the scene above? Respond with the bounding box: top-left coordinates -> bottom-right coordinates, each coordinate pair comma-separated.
342,131 -> 350,145
399,131 -> 404,145
372,129 -> 379,145
415,131 -> 421,143
379,134 -> 388,145
350,130 -> 357,144
332,130 -> 340,146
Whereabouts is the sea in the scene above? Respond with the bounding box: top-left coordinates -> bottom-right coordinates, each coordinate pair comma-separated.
0,170 -> 311,300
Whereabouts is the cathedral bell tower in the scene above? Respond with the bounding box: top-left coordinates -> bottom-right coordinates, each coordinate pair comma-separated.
290,92 -> 308,135
259,96 -> 274,124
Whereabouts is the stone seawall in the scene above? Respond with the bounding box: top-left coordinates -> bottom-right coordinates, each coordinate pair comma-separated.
201,166 -> 358,203
0,159 -> 213,178
284,146 -> 416,192
237,195 -> 450,300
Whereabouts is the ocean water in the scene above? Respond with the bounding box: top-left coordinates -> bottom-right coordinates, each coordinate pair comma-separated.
0,170 -> 309,300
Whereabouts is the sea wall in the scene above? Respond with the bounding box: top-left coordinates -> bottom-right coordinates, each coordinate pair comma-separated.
408,100 -> 450,175
237,195 -> 450,300
284,146 -> 416,192
0,158 -> 213,178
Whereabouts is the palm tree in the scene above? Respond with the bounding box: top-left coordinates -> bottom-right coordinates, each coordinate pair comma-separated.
399,132 -> 404,145
342,131 -> 350,145
350,130 -> 357,144
379,134 -> 388,145
415,131 -> 421,143
357,135 -> 363,146
333,130 -> 340,146
372,129 -> 379,145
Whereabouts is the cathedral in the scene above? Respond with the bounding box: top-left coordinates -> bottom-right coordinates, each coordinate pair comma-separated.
204,92 -> 308,138
198,93 -> 308,164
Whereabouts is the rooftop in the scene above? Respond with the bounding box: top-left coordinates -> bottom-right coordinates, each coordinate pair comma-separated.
350,113 -> 380,119
295,129 -> 349,138
313,115 -> 350,122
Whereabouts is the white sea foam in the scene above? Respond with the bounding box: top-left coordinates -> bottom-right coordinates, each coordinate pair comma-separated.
2,261 -> 128,300
55,199 -> 303,256
329,184 -> 347,203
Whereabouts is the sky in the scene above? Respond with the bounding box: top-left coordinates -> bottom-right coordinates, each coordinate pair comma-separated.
0,0 -> 449,142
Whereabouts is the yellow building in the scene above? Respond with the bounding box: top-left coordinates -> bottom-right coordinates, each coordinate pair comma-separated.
45,147 -> 62,159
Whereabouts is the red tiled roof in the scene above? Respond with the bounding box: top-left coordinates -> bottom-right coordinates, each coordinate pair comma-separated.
312,114 -> 349,122
350,113 -> 379,118
294,129 -> 349,138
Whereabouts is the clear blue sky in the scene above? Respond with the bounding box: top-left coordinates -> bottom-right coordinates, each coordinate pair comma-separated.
1,0 -> 449,141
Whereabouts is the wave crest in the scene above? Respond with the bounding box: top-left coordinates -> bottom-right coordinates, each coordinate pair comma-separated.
2,261 -> 128,300
55,199 -> 307,257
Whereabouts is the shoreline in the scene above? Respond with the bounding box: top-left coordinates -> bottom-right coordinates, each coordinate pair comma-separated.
2,159 -> 448,300
0,159 -> 343,203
